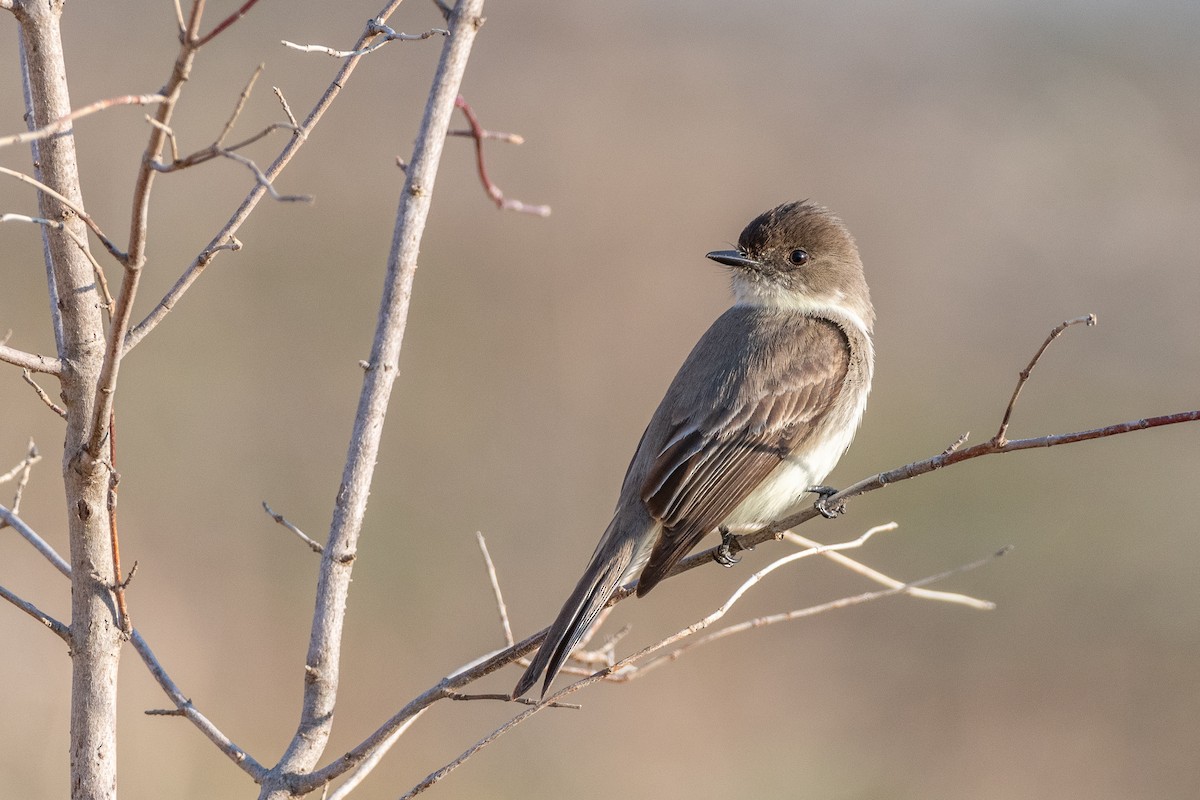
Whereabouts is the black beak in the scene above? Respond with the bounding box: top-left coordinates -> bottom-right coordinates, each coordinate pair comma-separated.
706,250 -> 760,270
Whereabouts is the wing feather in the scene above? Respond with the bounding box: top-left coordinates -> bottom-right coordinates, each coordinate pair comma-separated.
635,311 -> 851,594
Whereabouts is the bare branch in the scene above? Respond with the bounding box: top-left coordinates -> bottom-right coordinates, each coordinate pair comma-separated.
670,316 -> 1197,581
219,150 -> 313,202
193,0 -> 265,48
0,504 -> 70,578
21,369 -> 67,418
995,314 -> 1097,444
131,630 -> 268,779
125,5 -> 410,355
0,93 -> 167,149
217,64 -> 264,147
325,709 -> 428,800
263,501 -> 323,553
624,546 -> 1011,682
0,341 -> 62,374
0,583 -> 70,641
0,167 -> 124,261
453,96 -> 551,216
106,413 -> 132,635
0,439 -> 42,518
0,440 -> 40,486
2,211 -> 115,316
270,2 -> 489,787
476,531 -> 513,646
281,23 -> 447,58
783,531 -> 995,610
272,86 -> 300,131
942,431 -> 969,455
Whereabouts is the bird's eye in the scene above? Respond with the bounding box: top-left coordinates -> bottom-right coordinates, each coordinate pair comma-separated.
788,248 -> 809,266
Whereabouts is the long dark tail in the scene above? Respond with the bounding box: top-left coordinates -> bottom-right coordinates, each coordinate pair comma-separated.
512,529 -> 636,699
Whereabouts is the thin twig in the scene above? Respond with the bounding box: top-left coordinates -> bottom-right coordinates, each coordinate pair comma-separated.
4,491 -> 265,774
0,93 -> 167,149
193,0 -> 265,48
672,316 -> 1195,580
0,503 -> 70,577
219,150 -> 313,202
446,691 -> 579,709
453,96 -> 551,216
476,531 -> 513,645
88,0 -> 211,462
271,1 -> 488,786
448,128 -> 524,144
0,440 -> 42,520
626,547 -> 1011,681
217,64 -> 264,147
783,531 -> 994,610
263,501 -> 323,553
281,24 -> 447,58
0,583 -> 70,641
273,86 -> 300,131
325,709 -> 429,800
125,6 -> 407,355
131,630 -> 268,778
0,167 -> 123,261
107,410 -> 132,635
0,439 -> 41,487
942,431 -> 969,456
398,538 -> 1003,799
1,212 -> 114,316
995,314 -> 1097,444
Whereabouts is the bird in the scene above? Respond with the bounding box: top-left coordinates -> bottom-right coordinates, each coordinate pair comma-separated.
513,200 -> 875,699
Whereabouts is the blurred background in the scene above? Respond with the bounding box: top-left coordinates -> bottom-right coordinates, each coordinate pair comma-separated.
2,1 -> 1199,798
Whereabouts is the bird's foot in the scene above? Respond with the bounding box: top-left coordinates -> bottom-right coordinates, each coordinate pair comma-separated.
714,526 -> 742,567
809,485 -> 845,519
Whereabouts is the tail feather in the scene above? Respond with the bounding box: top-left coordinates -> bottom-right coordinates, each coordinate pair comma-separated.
513,535 -> 635,699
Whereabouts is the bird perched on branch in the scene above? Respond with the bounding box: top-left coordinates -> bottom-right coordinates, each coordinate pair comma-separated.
514,201 -> 875,699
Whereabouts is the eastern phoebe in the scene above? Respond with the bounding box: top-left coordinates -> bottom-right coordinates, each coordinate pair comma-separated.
513,201 -> 874,698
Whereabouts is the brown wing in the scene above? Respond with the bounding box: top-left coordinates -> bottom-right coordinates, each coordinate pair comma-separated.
635,313 -> 850,594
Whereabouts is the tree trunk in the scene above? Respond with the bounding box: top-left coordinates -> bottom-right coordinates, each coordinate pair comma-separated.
15,1 -> 121,798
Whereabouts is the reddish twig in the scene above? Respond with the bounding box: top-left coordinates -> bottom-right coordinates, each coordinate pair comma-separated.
995,314 -> 1097,444
453,96 -> 551,216
193,0 -> 265,47
107,409 -> 132,635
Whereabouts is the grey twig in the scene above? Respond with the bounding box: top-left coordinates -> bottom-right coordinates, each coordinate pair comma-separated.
1,212 -> 114,316
262,501 -> 323,553
281,23 -> 447,58
0,439 -> 43,515
0,93 -> 167,149
476,531 -> 513,645
0,503 -> 70,577
131,630 -> 267,778
0,583 -> 70,641
21,369 -> 66,419
125,6 -> 410,355
0,167 -> 124,262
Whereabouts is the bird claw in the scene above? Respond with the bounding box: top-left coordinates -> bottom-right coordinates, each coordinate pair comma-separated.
809,485 -> 845,519
713,526 -> 741,567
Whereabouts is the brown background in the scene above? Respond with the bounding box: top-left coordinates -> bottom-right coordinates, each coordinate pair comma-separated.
2,1 -> 1199,798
